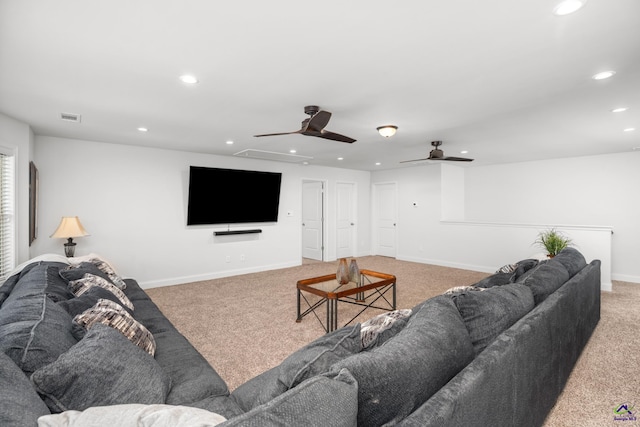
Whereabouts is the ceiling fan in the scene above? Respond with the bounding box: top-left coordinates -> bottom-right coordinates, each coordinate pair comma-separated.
401,140 -> 474,163
254,105 -> 356,143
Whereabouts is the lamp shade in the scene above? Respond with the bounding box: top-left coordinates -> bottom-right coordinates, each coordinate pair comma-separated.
50,216 -> 90,239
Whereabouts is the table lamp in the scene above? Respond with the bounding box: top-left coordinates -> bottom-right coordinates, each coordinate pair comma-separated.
50,216 -> 89,257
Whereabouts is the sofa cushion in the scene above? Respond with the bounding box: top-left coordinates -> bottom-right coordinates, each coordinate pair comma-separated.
330,295 -> 475,426
0,351 -> 51,426
451,283 -> 535,355
221,369 -> 358,427
45,264 -> 76,302
553,247 -> 587,277
0,264 -> 78,375
68,273 -> 134,310
37,404 -> 228,427
73,299 -> 156,355
473,272 -> 513,288
517,259 -> 570,304
31,323 -> 171,413
231,324 -> 361,412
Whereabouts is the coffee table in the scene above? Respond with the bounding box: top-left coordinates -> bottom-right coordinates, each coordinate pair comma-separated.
296,269 -> 396,333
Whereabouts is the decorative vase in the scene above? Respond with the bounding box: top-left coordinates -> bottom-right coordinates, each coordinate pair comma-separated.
348,259 -> 360,285
336,258 -> 350,285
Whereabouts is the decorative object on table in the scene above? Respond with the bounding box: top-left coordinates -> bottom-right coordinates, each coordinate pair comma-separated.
50,216 -> 90,257
534,228 -> 573,258
348,259 -> 360,285
336,258 -> 350,285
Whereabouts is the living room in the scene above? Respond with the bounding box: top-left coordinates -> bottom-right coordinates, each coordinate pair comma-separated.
2,2 -> 640,425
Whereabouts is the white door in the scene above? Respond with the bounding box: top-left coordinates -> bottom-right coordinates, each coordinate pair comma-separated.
302,180 -> 324,260
336,182 -> 356,259
374,182 -> 397,257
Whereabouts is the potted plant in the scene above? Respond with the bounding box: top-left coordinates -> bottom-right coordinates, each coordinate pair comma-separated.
534,228 -> 573,257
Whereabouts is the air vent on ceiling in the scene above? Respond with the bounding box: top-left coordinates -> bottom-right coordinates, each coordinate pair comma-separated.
60,112 -> 81,123
233,149 -> 313,163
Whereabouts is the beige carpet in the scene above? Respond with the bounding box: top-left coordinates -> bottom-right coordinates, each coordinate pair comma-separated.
146,256 -> 640,426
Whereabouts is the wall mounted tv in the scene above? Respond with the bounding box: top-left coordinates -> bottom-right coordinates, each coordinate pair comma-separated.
187,166 -> 282,225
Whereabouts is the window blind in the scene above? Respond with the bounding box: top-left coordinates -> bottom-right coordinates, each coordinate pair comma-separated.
0,152 -> 15,282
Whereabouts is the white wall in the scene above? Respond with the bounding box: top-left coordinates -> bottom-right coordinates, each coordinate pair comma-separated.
0,112 -> 34,264
371,152 -> 640,289
32,136 -> 371,288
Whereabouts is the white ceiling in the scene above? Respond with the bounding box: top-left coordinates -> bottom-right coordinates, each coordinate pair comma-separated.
1,0 -> 639,171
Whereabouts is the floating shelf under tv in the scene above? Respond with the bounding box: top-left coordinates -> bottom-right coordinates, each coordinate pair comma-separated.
214,229 -> 262,236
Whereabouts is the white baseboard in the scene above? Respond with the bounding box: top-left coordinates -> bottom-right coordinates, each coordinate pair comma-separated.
138,260 -> 301,289
611,273 -> 640,285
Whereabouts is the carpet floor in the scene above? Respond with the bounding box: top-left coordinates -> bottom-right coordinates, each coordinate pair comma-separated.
146,256 -> 640,426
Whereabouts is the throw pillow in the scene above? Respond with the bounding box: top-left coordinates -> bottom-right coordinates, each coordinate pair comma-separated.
74,299 -> 156,355
223,369 -> 358,427
88,258 -> 127,290
37,404 -> 227,427
553,247 -> 587,277
517,259 -> 570,304
58,285 -> 134,317
451,283 -> 535,355
330,295 -> 475,426
60,262 -> 117,287
360,309 -> 412,349
68,273 -> 134,310
31,324 -> 171,413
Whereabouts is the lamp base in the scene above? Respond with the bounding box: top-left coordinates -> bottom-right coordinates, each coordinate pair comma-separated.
64,238 -> 77,257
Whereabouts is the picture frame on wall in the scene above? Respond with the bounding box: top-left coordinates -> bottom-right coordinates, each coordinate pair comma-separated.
29,161 -> 38,245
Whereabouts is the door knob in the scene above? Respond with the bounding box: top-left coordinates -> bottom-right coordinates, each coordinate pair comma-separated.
302,223 -> 305,226
350,223 -> 355,226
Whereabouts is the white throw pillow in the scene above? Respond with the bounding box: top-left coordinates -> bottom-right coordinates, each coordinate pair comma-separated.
38,404 -> 227,427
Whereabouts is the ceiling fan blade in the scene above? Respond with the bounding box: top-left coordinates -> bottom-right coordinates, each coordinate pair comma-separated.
400,158 -> 430,163
316,130 -> 356,143
437,156 -> 474,162
254,130 -> 302,137
307,110 -> 331,132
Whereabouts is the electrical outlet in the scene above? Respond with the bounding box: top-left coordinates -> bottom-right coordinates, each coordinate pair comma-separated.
240,254 -> 245,262
225,256 -> 230,263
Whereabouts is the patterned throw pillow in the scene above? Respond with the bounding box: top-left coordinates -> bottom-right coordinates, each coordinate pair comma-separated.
360,309 -> 412,349
74,299 -> 156,356
496,263 -> 518,274
89,258 -> 127,290
443,285 -> 487,295
69,273 -> 134,311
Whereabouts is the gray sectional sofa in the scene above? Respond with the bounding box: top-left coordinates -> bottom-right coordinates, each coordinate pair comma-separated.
0,248 -> 600,426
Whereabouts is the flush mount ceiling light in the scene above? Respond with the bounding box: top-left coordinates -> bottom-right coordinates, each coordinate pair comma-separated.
377,125 -> 398,138
553,0 -> 587,16
225,140 -> 234,145
592,71 -> 616,80
623,128 -> 635,132
611,107 -> 628,113
179,74 -> 198,84
137,127 -> 148,132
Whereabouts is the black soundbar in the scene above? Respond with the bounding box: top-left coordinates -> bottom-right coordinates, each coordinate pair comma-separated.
214,229 -> 262,236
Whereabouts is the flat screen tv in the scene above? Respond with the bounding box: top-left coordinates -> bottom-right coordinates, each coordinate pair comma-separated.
187,166 -> 282,225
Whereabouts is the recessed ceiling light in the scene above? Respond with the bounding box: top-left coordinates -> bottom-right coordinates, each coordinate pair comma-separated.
226,140 -> 234,145
337,157 -> 344,161
137,127 -> 148,132
460,150 -> 469,154
179,74 -> 198,84
290,149 -> 297,154
553,0 -> 587,16
611,107 -> 628,113
592,71 -> 616,80
303,161 -> 309,165
623,128 -> 635,132
375,162 -> 381,166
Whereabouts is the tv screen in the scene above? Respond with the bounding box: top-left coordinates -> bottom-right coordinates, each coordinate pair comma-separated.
187,166 -> 282,225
